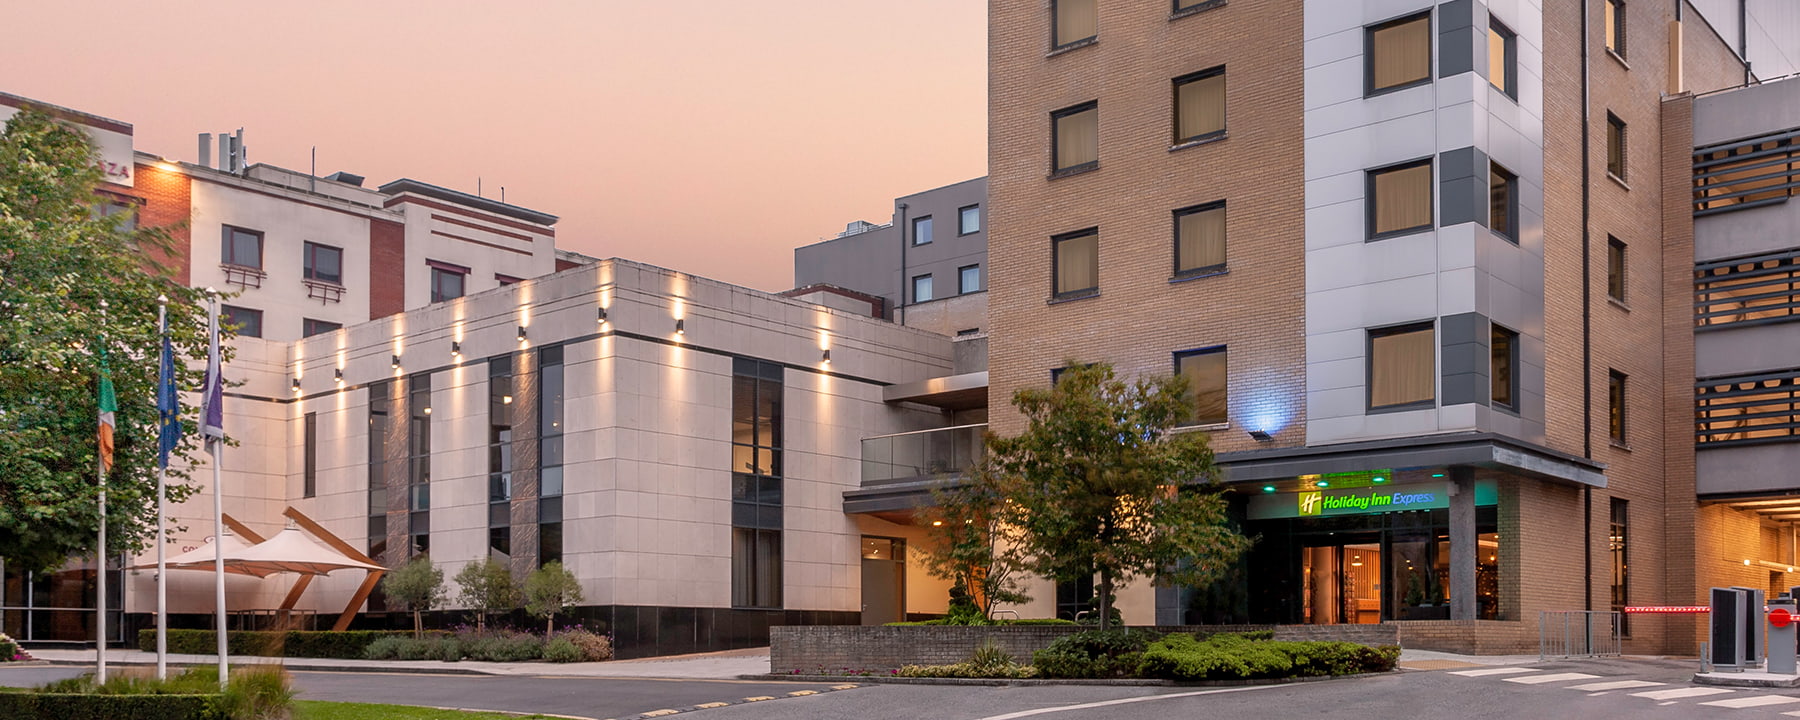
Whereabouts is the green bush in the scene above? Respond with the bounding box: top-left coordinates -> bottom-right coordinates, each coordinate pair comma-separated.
553,628 -> 613,661
1031,628 -> 1163,679
0,664 -> 295,720
0,631 -> 19,661
1136,633 -> 1401,681
136,629 -> 435,659
895,641 -> 1037,679
0,692 -> 222,720
543,637 -> 582,663
460,632 -> 542,663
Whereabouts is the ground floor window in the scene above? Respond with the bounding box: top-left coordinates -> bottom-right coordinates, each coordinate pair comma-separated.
732,527 -> 782,608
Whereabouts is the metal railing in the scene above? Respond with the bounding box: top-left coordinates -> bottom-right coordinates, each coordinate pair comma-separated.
1539,610 -> 1623,660
861,423 -> 986,484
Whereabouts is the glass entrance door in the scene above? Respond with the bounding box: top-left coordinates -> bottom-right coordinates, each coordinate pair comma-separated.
1301,538 -> 1383,624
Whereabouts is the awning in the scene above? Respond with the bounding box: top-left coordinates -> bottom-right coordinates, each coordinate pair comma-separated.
222,527 -> 386,577
130,530 -> 261,576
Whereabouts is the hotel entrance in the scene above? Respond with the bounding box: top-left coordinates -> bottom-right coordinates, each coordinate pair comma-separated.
1301,539 -> 1382,624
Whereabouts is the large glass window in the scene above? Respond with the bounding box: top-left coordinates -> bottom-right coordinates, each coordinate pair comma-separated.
1174,347 -> 1228,426
1053,229 -> 1099,298
367,381 -> 389,609
1053,0 -> 1096,48
732,357 -> 784,608
1366,12 -> 1431,95
1053,102 -> 1099,173
1491,324 -> 1518,412
1488,17 -> 1517,99
1369,323 -> 1435,410
1490,162 -> 1518,242
303,412 -> 317,498
221,305 -> 263,339
1368,160 -> 1433,238
539,345 -> 565,568
1610,498 -> 1629,635
407,372 -> 433,556
1173,68 -> 1226,144
1174,202 -> 1226,276
304,241 -> 343,285
221,225 -> 263,269
489,355 -> 515,561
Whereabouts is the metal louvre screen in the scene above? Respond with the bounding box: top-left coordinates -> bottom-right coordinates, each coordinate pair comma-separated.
1694,129 -> 1800,216
1697,369 -> 1800,447
1695,249 -> 1800,329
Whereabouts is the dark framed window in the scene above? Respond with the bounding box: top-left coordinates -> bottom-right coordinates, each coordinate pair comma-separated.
1173,67 -> 1226,144
731,357 -> 784,608
407,372 -> 433,557
367,381 -> 390,578
1368,322 -> 1435,410
1053,0 -> 1096,48
912,274 -> 934,303
303,318 -> 341,338
959,264 -> 982,294
1053,102 -> 1099,173
1490,161 -> 1518,242
1366,12 -> 1432,95
959,205 -> 981,235
539,345 -> 565,567
303,241 -> 343,285
1609,370 -> 1627,443
429,261 -> 467,303
489,355 -> 514,560
1610,498 -> 1629,635
1606,113 -> 1627,181
221,305 -> 263,339
912,215 -> 934,246
1367,159 -> 1434,239
1055,572 -> 1095,621
1607,237 -> 1627,301
221,225 -> 263,269
1488,17 -> 1517,99
1053,228 -> 1100,299
1491,324 -> 1519,412
1174,347 -> 1228,426
303,412 -> 317,498
1605,0 -> 1627,58
1174,202 -> 1226,276
496,274 -> 523,286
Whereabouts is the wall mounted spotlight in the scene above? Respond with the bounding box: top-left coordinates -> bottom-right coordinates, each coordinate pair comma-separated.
517,326 -> 528,342
1261,485 -> 1276,493
334,369 -> 344,383
675,318 -> 685,336
822,348 -> 832,364
391,354 -> 401,370
451,341 -> 462,357
1247,429 -> 1273,442
597,307 -> 608,325
291,378 -> 301,392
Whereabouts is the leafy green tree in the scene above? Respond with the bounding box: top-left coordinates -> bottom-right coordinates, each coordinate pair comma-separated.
984,362 -> 1250,629
382,554 -> 445,638
922,477 -> 1030,620
0,108 -> 222,572
524,561 -> 584,636
454,557 -> 518,632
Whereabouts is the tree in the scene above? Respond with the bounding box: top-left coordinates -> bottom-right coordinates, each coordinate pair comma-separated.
0,108 -> 222,572
524,561 -> 583,636
983,362 -> 1250,629
921,477 -> 1030,620
454,557 -> 518,632
382,554 -> 445,638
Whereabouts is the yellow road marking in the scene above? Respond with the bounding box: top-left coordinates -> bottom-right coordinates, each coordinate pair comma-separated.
695,702 -> 730,709
641,711 -> 680,718
788,690 -> 818,696
832,684 -> 859,690
744,696 -> 776,702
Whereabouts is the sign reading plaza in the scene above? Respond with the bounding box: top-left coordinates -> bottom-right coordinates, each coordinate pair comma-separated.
1247,479 -> 1498,520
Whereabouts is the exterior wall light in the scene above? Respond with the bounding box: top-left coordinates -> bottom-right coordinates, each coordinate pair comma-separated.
1247,429 -> 1273,441
822,348 -> 831,364
451,341 -> 461,357
291,378 -> 301,392
675,318 -> 685,336
1314,480 -> 1329,488
334,369 -> 344,383
517,326 -> 528,342
1261,485 -> 1276,493
597,307 -> 608,325
391,354 -> 401,370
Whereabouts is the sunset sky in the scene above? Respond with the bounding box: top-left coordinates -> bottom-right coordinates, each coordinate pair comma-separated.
3,1 -> 987,292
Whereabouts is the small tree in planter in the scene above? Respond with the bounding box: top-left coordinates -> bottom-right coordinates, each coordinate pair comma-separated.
383,554 -> 446,638
923,476 -> 1031,621
525,561 -> 584,636
455,557 -> 519,632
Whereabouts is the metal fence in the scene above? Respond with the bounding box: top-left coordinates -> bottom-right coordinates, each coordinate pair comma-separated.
1539,610 -> 1623,660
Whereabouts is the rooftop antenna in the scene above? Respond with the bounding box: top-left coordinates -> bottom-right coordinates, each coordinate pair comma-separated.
478,177 -> 482,198
501,186 -> 506,203
310,147 -> 316,193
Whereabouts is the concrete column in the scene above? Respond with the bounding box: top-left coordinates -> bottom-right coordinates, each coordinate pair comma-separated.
1450,466 -> 1478,620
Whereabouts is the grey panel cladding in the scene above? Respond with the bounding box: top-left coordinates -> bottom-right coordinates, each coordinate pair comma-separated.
1441,311 -> 1490,407
1437,0 -> 1480,79
1439,146 -> 1488,228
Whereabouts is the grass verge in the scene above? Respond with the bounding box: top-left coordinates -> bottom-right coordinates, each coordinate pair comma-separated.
297,700 -> 564,719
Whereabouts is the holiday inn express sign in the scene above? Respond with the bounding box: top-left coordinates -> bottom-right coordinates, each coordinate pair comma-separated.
1248,480 -> 1498,520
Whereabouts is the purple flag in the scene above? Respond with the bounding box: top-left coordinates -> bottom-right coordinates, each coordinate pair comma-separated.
199,298 -> 225,456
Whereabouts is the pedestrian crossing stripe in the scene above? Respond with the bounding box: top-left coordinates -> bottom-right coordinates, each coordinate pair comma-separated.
1564,680 -> 1665,691
1701,696 -> 1800,709
1447,667 -> 1538,677
743,696 -> 776,702
1631,687 -> 1737,700
789,690 -> 819,696
1505,673 -> 1600,685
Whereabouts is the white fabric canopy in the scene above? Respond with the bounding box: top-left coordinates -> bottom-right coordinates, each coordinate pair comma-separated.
131,531 -> 263,576
222,527 -> 386,577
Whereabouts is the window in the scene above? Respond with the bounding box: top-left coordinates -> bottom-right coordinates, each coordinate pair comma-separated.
1055,572 -> 1095,621
1174,0 -> 1221,11
959,265 -> 982,294
539,344 -> 565,567
1490,162 -> 1518,242
912,215 -> 934,246
303,318 -> 341,338
221,226 -> 263,269
1491,324 -> 1518,412
1053,0 -> 1096,48
1173,68 -> 1226,144
959,205 -> 981,235
1174,202 -> 1226,276
1607,237 -> 1627,301
912,274 -> 934,303
1610,498 -> 1629,634
221,305 -> 263,339
1606,113 -> 1627,181
429,262 -> 467,303
732,358 -> 784,608
1053,102 -> 1099,173
1488,17 -> 1517,99
489,356 -> 514,560
303,241 -> 343,285
1605,0 -> 1627,58
1368,159 -> 1434,239
1053,229 -> 1100,298
303,412 -> 317,499
367,381 -> 390,602
495,274 -> 523,286
1608,370 -> 1627,443
1366,12 -> 1432,95
1368,323 -> 1435,410
1174,347 -> 1228,426
407,372 -> 433,556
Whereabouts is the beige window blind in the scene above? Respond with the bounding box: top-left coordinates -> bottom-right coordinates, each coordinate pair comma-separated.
1055,0 -> 1097,47
1056,106 -> 1099,170
1178,350 -> 1229,425
1373,162 -> 1433,235
1371,15 -> 1431,91
1176,72 -> 1225,142
1055,232 -> 1099,295
1176,205 -> 1226,273
1370,326 -> 1435,408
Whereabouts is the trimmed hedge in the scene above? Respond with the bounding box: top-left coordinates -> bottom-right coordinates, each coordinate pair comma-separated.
0,692 -> 224,720
1031,628 -> 1164,679
135,629 -> 439,659
1137,633 -> 1401,680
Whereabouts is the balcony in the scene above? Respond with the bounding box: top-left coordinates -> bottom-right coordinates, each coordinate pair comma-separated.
861,423 -> 986,485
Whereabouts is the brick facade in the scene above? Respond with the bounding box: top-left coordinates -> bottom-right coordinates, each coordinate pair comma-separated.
131,162 -> 192,285
368,218 -> 405,320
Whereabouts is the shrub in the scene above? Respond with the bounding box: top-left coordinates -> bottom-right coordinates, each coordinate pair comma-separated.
543,638 -> 582,663
362,637 -> 408,660
1004,618 -> 1078,626
1136,633 -> 1402,681
1031,628 -> 1163,679
137,629 -> 434,659
383,636 -> 462,662
895,642 -> 1037,679
460,631 -> 542,663
0,692 -> 219,720
554,628 -> 613,662
0,632 -> 18,661
0,665 -> 294,720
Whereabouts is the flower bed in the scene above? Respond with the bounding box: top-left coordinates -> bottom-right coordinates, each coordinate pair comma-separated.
0,631 -> 32,662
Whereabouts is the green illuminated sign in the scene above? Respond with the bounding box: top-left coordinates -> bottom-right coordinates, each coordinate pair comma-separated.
1246,480 -> 1497,520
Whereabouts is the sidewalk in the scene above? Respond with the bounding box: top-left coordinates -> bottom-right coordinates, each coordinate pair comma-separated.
30,646 -> 772,679
1396,648 -> 1542,671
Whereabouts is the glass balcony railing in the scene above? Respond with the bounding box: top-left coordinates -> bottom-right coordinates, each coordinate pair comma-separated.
861,423 -> 986,484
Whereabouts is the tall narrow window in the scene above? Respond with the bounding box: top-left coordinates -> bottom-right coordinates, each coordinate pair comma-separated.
1368,160 -> 1434,239
1053,102 -> 1099,173
1488,17 -> 1517,99
1607,237 -> 1627,301
912,274 -> 934,303
1490,162 -> 1518,242
221,305 -> 263,339
1367,12 -> 1432,95
407,372 -> 432,556
221,226 -> 263,269
539,345 -> 565,567
1053,0 -> 1096,48
1491,324 -> 1518,412
304,241 -> 343,285
959,205 -> 981,235
1174,202 -> 1226,276
429,261 -> 468,303
1604,0 -> 1627,58
1606,113 -> 1628,180
1173,68 -> 1226,144
1369,323 -> 1436,410
303,412 -> 317,498
732,358 -> 784,608
1610,498 -> 1629,635
489,355 -> 514,561
1174,347 -> 1228,426
959,265 -> 982,294
1608,370 -> 1627,443
912,215 -> 934,246
367,381 -> 390,608
1053,229 -> 1100,298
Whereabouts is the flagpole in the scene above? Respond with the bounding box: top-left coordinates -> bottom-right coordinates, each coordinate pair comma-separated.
155,296 -> 169,681
96,298 -> 108,684
205,290 -> 228,688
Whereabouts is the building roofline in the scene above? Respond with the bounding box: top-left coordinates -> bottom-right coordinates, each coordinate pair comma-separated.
377,178 -> 559,226
894,175 -> 987,202
0,91 -> 132,135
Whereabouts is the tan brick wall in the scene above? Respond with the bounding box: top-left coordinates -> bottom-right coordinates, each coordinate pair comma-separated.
986,0 -> 1305,451
131,162 -> 192,286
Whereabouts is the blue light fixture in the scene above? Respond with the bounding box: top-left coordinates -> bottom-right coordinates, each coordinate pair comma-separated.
1372,476 -> 1386,484
1315,480 -> 1329,488
1262,485 -> 1277,493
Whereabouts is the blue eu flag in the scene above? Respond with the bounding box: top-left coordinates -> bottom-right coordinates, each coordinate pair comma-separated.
156,322 -> 182,468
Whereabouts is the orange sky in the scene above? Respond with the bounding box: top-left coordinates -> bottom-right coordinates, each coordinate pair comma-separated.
3,1 -> 987,292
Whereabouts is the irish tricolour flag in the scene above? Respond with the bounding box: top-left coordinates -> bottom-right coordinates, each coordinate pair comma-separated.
98,346 -> 117,473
